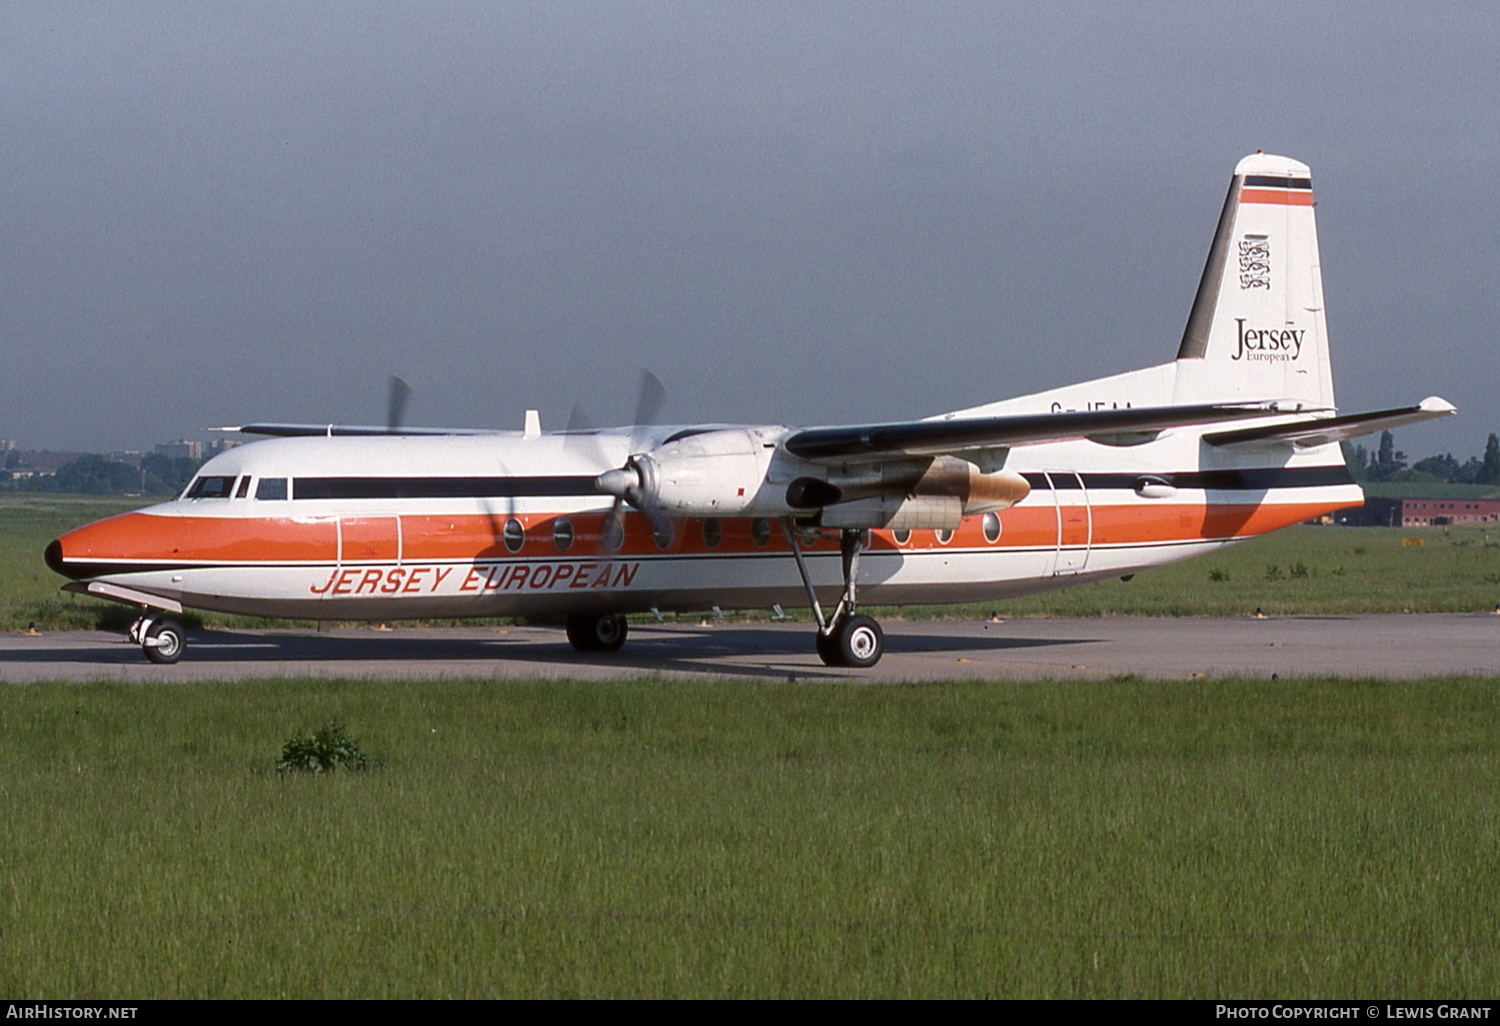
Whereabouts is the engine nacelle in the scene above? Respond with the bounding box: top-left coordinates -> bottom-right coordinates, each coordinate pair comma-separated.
598,428 -> 779,516
785,456 -> 1030,517
598,436 -> 1031,526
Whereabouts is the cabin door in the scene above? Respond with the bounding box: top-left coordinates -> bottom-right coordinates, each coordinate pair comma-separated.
1044,471 -> 1092,575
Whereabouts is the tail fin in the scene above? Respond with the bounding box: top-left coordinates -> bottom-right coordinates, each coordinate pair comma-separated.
1172,153 -> 1335,409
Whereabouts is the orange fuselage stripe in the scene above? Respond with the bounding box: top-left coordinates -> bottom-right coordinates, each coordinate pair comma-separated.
58,501 -> 1342,567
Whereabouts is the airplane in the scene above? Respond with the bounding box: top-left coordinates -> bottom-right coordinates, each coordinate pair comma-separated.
45,153 -> 1454,668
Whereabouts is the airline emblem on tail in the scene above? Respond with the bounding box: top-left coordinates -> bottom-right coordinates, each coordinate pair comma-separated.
1238,234 -> 1270,289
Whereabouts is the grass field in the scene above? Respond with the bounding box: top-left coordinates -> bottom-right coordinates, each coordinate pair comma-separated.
9,498 -> 1499,998
938,522 -> 1500,618
2,496 -> 145,631
3,675 -> 1498,998
8,495 -> 1499,630
1364,482 -> 1500,500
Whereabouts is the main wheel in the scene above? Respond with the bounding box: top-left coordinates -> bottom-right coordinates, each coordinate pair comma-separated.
143,618 -> 185,665
565,614 -> 629,653
834,614 -> 884,669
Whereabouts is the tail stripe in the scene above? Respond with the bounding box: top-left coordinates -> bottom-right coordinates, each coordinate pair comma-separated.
1242,188 -> 1315,206
1243,175 -> 1312,190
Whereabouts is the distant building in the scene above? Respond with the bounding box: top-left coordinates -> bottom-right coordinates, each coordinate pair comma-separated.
1340,497 -> 1500,527
154,439 -> 203,461
205,438 -> 241,455
0,439 -> 16,452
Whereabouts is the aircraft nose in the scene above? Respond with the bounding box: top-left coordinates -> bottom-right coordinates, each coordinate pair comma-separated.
44,538 -> 68,577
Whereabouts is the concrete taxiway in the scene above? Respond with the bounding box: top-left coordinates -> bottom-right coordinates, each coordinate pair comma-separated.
1,614 -> 1497,682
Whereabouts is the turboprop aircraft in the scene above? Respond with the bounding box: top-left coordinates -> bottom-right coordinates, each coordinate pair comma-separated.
46,153 -> 1453,667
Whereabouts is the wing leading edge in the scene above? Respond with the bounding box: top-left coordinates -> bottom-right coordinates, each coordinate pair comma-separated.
215,424 -> 497,438
781,401 -> 1303,463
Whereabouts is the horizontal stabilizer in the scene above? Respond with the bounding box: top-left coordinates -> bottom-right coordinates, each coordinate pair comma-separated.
1202,397 -> 1456,449
783,401 -> 1307,463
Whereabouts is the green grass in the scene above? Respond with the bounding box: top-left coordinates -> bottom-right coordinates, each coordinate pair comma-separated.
0,496 -> 144,630
3,675 -> 1498,998
1363,482 -> 1500,500
885,523 -> 1500,618
11,496 -> 1500,628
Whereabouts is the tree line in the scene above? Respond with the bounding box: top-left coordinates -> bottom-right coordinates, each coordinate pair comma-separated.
0,453 -> 203,496
1342,431 -> 1500,485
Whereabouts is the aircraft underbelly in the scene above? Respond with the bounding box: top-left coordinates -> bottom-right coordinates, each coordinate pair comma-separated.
117,535 -> 1229,620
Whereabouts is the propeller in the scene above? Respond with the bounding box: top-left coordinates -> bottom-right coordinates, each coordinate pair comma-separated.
565,370 -> 670,554
595,370 -> 670,511
386,376 -> 412,432
630,370 -> 666,449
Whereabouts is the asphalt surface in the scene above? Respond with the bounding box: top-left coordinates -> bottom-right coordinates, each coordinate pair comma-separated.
2,614 -> 1498,682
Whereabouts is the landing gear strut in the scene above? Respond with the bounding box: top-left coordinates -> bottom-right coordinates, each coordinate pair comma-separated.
566,613 -> 629,653
130,612 -> 186,664
783,519 -> 885,669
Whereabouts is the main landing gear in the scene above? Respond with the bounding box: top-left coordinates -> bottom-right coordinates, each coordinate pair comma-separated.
784,519 -> 885,669
129,612 -> 186,665
565,613 -> 629,653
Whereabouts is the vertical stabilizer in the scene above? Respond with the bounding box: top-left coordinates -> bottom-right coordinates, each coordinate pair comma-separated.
1173,154 -> 1335,409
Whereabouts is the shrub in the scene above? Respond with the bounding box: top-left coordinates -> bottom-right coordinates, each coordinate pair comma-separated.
278,721 -> 370,774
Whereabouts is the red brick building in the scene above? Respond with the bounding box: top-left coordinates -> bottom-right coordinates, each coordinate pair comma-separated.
1342,497 -> 1500,527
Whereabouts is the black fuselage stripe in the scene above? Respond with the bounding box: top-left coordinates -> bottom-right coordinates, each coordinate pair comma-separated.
293,476 -> 600,500
285,467 -> 1350,502
1022,466 -> 1352,490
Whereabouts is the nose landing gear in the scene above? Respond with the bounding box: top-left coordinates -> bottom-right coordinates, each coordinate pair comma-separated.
130,613 -> 186,664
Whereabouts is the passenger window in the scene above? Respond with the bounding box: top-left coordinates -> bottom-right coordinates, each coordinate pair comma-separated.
255,478 -> 288,501
701,518 -> 723,548
652,516 -> 674,550
553,517 -> 574,553
982,512 -> 1002,544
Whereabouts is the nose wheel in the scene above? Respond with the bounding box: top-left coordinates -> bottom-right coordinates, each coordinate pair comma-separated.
784,520 -> 885,669
131,614 -> 186,664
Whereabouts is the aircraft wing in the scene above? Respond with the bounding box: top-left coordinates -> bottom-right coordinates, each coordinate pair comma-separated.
1202,397 -> 1456,449
781,401 -> 1298,463
216,424 -> 498,438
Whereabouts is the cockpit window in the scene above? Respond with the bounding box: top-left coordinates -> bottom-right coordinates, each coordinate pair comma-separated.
235,476 -> 251,499
255,477 -> 288,501
184,476 -> 238,499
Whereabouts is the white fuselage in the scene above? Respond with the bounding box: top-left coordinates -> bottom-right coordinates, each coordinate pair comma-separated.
51,427 -> 1361,621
